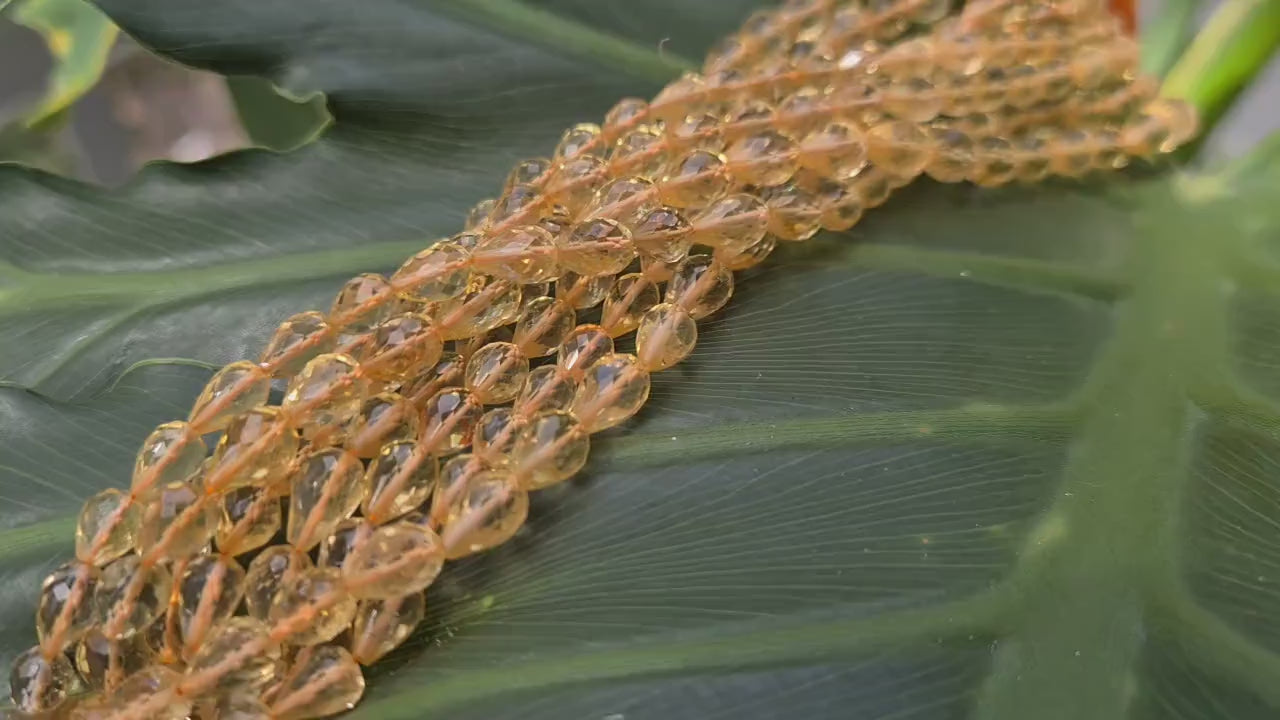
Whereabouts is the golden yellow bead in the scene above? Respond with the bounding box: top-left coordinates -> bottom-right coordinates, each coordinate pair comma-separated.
472,225 -> 559,284
694,193 -> 769,254
725,129 -> 800,186
283,353 -> 370,437
137,481 -> 217,562
287,447 -> 367,552
95,554 -> 171,640
259,311 -> 336,377
244,546 -> 311,621
329,273 -> 395,333
187,616 -> 281,693
717,232 -> 778,271
36,562 -> 98,652
554,123 -> 602,161
392,239 -> 472,304
350,592 -> 425,665
573,353 -> 651,432
8,645 -> 79,714
73,628 -> 152,691
269,645 -> 366,720
666,254 -> 734,319
177,554 -> 247,659
557,324 -> 615,374
488,183 -> 541,225
438,469 -> 528,559
343,522 -> 445,599
507,157 -> 552,188
189,361 -> 272,433
473,407 -> 525,467
601,273 -> 661,337
215,485 -> 281,557
631,206 -> 693,263
347,392 -> 420,458
360,313 -> 444,383
514,295 -> 577,357
362,440 -> 437,523
75,488 -> 140,566
603,97 -> 649,135
512,411 -> 591,490
131,421 -> 207,495
661,150 -> 729,208
516,365 -> 580,415
548,153 -> 608,212
317,518 -> 374,570
419,388 -> 482,455
591,176 -> 658,226
763,182 -> 823,241
865,120 -> 934,179
612,125 -> 669,177
432,275 -> 522,341
559,217 -> 636,277
636,303 -> 698,371
207,406 -> 300,493
556,270 -> 614,310
269,567 -> 357,646
464,342 -> 530,404
401,349 -> 464,408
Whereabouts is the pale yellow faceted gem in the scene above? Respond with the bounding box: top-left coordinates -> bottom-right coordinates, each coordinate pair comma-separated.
725,130 -> 800,186
763,182 -> 823,241
207,695 -> 271,720
207,406 -> 300,493
661,150 -> 729,208
649,71 -> 706,124
74,628 -> 152,691
188,360 -> 272,433
283,353 -> 370,436
244,547 -> 312,621
573,354 -> 652,432
799,122 -> 869,180
665,254 -> 734,319
402,350 -> 464,408
36,561 -> 99,652
268,567 -> 357,646
269,645 -> 366,720
95,554 -> 171,640
137,481 -> 217,562
350,592 -> 426,665
362,440 -> 437,523
548,153 -> 608,212
318,518 -> 374,569
816,177 -> 867,231
558,217 -> 635,277
507,157 -> 552,188
557,325 -> 614,374
466,199 -> 495,231
347,392 -> 420,458
516,365 -> 580,415
391,239 -> 472,304
130,420 -> 206,495
590,176 -> 657,224
472,225 -> 559,284
259,311 -> 336,377
473,407 -> 525,467
8,645 -> 79,714
488,183 -> 541,225
512,411 -> 591,490
343,522 -> 446,599
636,303 -> 698,371
419,387 -> 482,455
556,271 -> 613,310
612,126 -> 668,177
287,447 -> 367,552
75,488 -> 140,566
554,122 -> 602,161
601,273 -> 661,337
439,470 -> 529,559
216,485 -> 282,556
433,275 -> 522,341
360,313 -> 444,383
513,295 -> 577,357
693,193 -> 768,254
717,232 -> 778,271
111,666 -> 191,720
603,97 -> 648,135
631,206 -> 692,263
329,273 -> 395,332
187,616 -> 281,693
669,112 -> 724,150
464,342 -> 530,404
866,120 -> 934,179
177,554 -> 247,660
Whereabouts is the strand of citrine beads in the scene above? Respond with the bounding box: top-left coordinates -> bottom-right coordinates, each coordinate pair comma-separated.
7,1 -> 1198,718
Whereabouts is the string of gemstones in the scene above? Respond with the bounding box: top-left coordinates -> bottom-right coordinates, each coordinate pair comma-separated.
8,0 -> 1199,718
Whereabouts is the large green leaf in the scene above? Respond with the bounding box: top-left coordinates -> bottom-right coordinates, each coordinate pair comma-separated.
3,2 -> 1280,719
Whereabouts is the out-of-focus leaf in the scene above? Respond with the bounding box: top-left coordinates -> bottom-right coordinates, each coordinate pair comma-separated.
6,0 -> 118,127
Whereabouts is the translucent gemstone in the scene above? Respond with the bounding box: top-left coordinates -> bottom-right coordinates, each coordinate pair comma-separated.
351,592 -> 426,664
187,616 -> 280,693
556,271 -> 613,310
287,447 -> 366,552
548,154 -> 608,212
601,273 -> 661,336
1049,129 -> 1095,178
282,353 -> 370,436
666,255 -> 734,319
207,695 -> 271,720
669,112 -> 724,149
472,225 -> 558,284
725,130 -> 799,186
207,406 -> 300,493
763,183 -> 823,241
474,407 -> 525,466
516,365 -> 580,415
8,645 -> 78,713
245,547 -> 312,621
431,454 -> 482,527
178,554 -> 247,659
513,296 -> 577,357
75,488 -> 140,565
799,122 -> 868,180
188,361 -> 272,432
573,354 -> 651,432
96,554 -> 171,639
694,193 -> 768,254
74,628 -> 151,691
974,135 -> 1018,187
419,388 -> 482,455
926,127 -> 976,183
882,77 -> 944,122
590,176 -> 657,225
465,199 -> 496,231
661,150 -> 730,208
433,275 -> 522,341
215,486 -> 281,556
636,303 -> 698,371
865,121 -> 933,179
268,645 -> 365,720
391,240 -> 472,304
536,205 -> 572,242
131,421 -> 207,495
816,178 -> 866,232
631,206 -> 692,263
438,470 -> 529,559
401,350 -> 464,408
329,273 -> 395,332
361,313 -> 444,382
362,440 -> 436,523
268,567 -> 357,646
603,97 -> 649,135
558,218 -> 635,277
507,157 -> 551,188
849,164 -> 894,208
557,325 -> 615,374
612,126 -> 668,177
343,522 -> 445,599
113,666 -> 190,720
717,232 -> 778,271
464,342 -> 530,404
347,392 -> 420,458
554,123 -> 602,161
776,87 -> 826,135
318,518 -> 374,569
136,481 -> 216,562
489,183 -> 541,225
512,411 -> 590,490
36,562 -> 98,651
649,72 -> 706,124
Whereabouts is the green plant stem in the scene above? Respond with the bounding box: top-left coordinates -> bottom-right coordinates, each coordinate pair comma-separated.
1141,0 -> 1201,77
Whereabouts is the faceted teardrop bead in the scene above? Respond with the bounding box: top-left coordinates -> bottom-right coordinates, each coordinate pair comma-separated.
513,295 -> 577,357
693,194 -> 768,254
603,97 -> 649,137
136,481 -> 217,562
973,135 -> 1018,187
207,406 -> 300,493
287,447 -> 366,552
36,562 -> 98,651
474,407 -> 525,466
347,392 -> 420,458
666,255 -> 734,319
318,518 -> 374,569
350,592 -> 426,664
472,225 -> 559,284
283,353 -> 370,437
798,122 -> 868,180
108,666 -> 191,720
419,388 -> 482,455
464,342 -> 530,404
392,239 -> 472,304
268,567 -> 357,646
557,325 -> 615,376
438,470 -> 529,559
401,350 -> 464,408
433,275 -> 522,341
865,120 -> 934,179
763,182 -> 823,241
636,303 -> 698,371
465,199 -> 496,231
631,206 -> 692,263
131,421 -> 206,495
189,361 -> 272,433
74,628 -> 152,691
244,547 -> 311,621
330,274 -> 395,336
216,485 -> 282,556
554,123 -> 602,161
186,616 -> 281,693
516,365 -> 580,415
8,646 -> 79,713
96,554 -> 171,639
669,112 -> 723,150
206,695 -> 271,720
661,150 -> 730,208
558,217 -> 635,277
489,183 -> 541,225
512,411 -> 591,490
573,354 -> 651,432
548,154 -> 608,212
601,273 -> 661,337
590,176 -> 657,225
717,232 -> 777,271
649,71 -> 707,124
75,488 -> 140,565
178,554 -> 247,659
556,271 -> 613,310
343,522 -> 445,599
507,157 -> 551,188
848,163 -> 895,209
259,311 -> 336,377
362,440 -> 437,523
360,313 -> 444,382
725,130 -> 800,186
269,645 -> 366,720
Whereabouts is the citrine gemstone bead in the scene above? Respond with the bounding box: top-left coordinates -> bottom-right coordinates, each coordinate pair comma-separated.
472,225 -> 559,284
347,392 -> 420,458
361,313 -> 443,382
259,311 -> 336,377
244,546 -> 311,621
516,365 -> 580,415
186,616 -> 280,693
74,628 -> 152,691
463,342 -> 530,404
178,554 -> 247,659
116,666 -> 191,719
631,206 -> 693,264
189,361 -> 272,433
318,518 -> 374,569
8,646 -> 79,714
573,354 -> 652,432
329,273 -> 395,332
636,303 -> 698,371
866,120 -> 934,178
662,150 -> 729,208
591,176 -> 657,225
725,129 -> 800,186
283,353 -> 369,436
131,421 -> 206,495
603,97 -> 649,135
392,239 -> 472,304
554,123 -> 602,161
513,295 -> 577,357
96,554 -> 171,639
216,485 -> 282,556
207,695 -> 271,720
402,350 -> 464,408
207,406 -> 299,493
419,388 -> 482,455
649,71 -> 707,124
557,324 -> 615,375
343,522 -> 446,599
558,217 -> 635,277
694,193 -> 769,254
351,592 -> 425,665
489,183 -> 541,225
666,254 -> 734,319
473,407 -> 525,466
362,440 -> 437,523
670,112 -> 724,150
268,567 -> 357,646
512,411 -> 591,490
36,561 -> 98,651
800,122 -> 868,181
137,481 -> 217,562
601,273 -> 661,337
75,488 -> 140,566
439,470 -> 528,559
434,275 -> 522,341
717,232 -> 778,271
612,126 -> 668,177
269,645 -> 366,720
507,157 -> 551,188
548,154 -> 608,212
287,447 -> 366,552
763,182 -> 823,241
556,271 -> 613,310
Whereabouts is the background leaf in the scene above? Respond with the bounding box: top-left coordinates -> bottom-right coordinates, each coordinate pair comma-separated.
4,0 -> 116,127
3,2 -> 1280,720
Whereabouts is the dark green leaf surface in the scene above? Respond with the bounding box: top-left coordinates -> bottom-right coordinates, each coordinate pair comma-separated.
2,2 -> 1280,720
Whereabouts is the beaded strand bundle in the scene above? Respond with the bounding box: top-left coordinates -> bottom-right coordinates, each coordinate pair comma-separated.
8,0 -> 1197,718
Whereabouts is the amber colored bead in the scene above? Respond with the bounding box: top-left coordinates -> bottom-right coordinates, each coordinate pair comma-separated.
612,126 -> 669,177
96,554 -> 171,639
472,225 -> 559,284
401,350 -> 464,408
558,217 -> 635,277
717,232 -> 778,271
591,176 -> 657,225
725,129 -> 800,186
178,554 -> 247,659
662,150 -> 730,208
347,392 -> 420,458
75,488 -> 140,566
489,183 -> 541,225
433,275 -> 522,341
137,481 -> 216,562
464,342 -> 530,404
516,365 -> 580,415
816,179 -> 866,232
926,127 -> 976,183
269,567 -> 357,646
507,157 -> 551,188
473,407 -> 524,466
601,273 -> 661,337
763,182 -> 823,241
315,520 -> 369,572
287,447 -> 366,552
670,112 -> 724,150
636,303 -> 698,371
512,411 -> 591,490
513,295 -> 577,357
244,547 -> 311,621
573,354 -> 651,432
554,123 -> 602,161
557,324 -> 615,374
419,387 -> 482,455
556,270 -> 614,310
631,206 -> 693,263
268,645 -> 366,720
666,254 -> 734,319
694,193 -> 769,254
360,313 -> 444,382
283,353 -> 370,436
36,561 -> 98,651
207,406 -> 299,493
189,361 -> 272,433
974,135 -> 1018,186
216,485 -> 282,556
438,470 -> 529,559
865,120 -> 934,179
603,97 -> 649,136
131,420 -> 207,495
363,440 -> 437,523
329,273 -> 395,333
187,616 -> 281,693
848,163 -> 894,208
259,311 -> 336,377
392,239 -> 472,304
548,153 -> 608,212
8,645 -> 79,713
74,628 -> 152,691
649,71 -> 707,124
351,592 -> 425,665
343,522 -> 445,599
